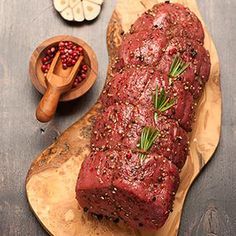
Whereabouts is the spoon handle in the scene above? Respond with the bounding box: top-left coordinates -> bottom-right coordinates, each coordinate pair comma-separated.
36,84 -> 61,123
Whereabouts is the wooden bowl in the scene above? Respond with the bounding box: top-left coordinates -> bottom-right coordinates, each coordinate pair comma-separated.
29,35 -> 98,102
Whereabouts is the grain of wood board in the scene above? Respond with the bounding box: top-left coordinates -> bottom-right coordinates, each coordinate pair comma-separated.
0,0 -> 235,236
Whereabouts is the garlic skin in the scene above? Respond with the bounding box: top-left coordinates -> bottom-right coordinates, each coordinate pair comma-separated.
53,0 -> 103,22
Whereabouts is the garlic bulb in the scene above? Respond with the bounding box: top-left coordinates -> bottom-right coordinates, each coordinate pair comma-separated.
53,0 -> 104,22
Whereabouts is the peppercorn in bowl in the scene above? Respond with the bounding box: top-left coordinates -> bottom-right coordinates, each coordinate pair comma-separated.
29,35 -> 98,101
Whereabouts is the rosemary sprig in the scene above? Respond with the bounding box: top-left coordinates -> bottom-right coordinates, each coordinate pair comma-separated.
153,85 -> 176,121
168,55 -> 190,79
139,126 -> 160,160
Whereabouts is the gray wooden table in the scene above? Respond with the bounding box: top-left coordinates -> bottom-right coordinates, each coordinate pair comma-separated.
0,0 -> 235,235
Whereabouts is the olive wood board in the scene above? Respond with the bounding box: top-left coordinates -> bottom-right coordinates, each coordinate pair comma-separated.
25,0 -> 221,235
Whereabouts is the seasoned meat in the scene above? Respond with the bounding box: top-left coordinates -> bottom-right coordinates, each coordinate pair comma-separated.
101,66 -> 157,107
91,103 -> 134,150
131,3 -> 204,43
76,151 -> 118,217
119,30 -> 168,66
113,152 -> 180,229
157,37 -> 211,98
76,150 -> 180,230
122,106 -> 188,169
166,81 -> 195,131
102,68 -> 195,131
76,2 -> 211,230
139,74 -> 195,131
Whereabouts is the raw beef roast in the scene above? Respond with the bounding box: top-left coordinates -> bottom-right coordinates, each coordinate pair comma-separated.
76,2 -> 211,230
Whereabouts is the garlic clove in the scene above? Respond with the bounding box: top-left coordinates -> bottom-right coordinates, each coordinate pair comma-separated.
87,0 -> 104,5
69,0 -> 80,8
73,1 -> 85,22
60,7 -> 74,21
83,0 -> 101,21
53,0 -> 69,12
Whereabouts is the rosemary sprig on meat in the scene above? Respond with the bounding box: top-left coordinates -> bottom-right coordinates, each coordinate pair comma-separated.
168,55 -> 190,79
153,85 -> 176,121
139,126 -> 160,160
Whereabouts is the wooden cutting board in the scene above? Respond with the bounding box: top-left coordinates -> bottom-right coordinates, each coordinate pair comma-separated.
26,0 -> 221,235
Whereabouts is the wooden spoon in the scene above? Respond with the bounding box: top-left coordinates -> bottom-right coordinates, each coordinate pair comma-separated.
36,51 -> 83,123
